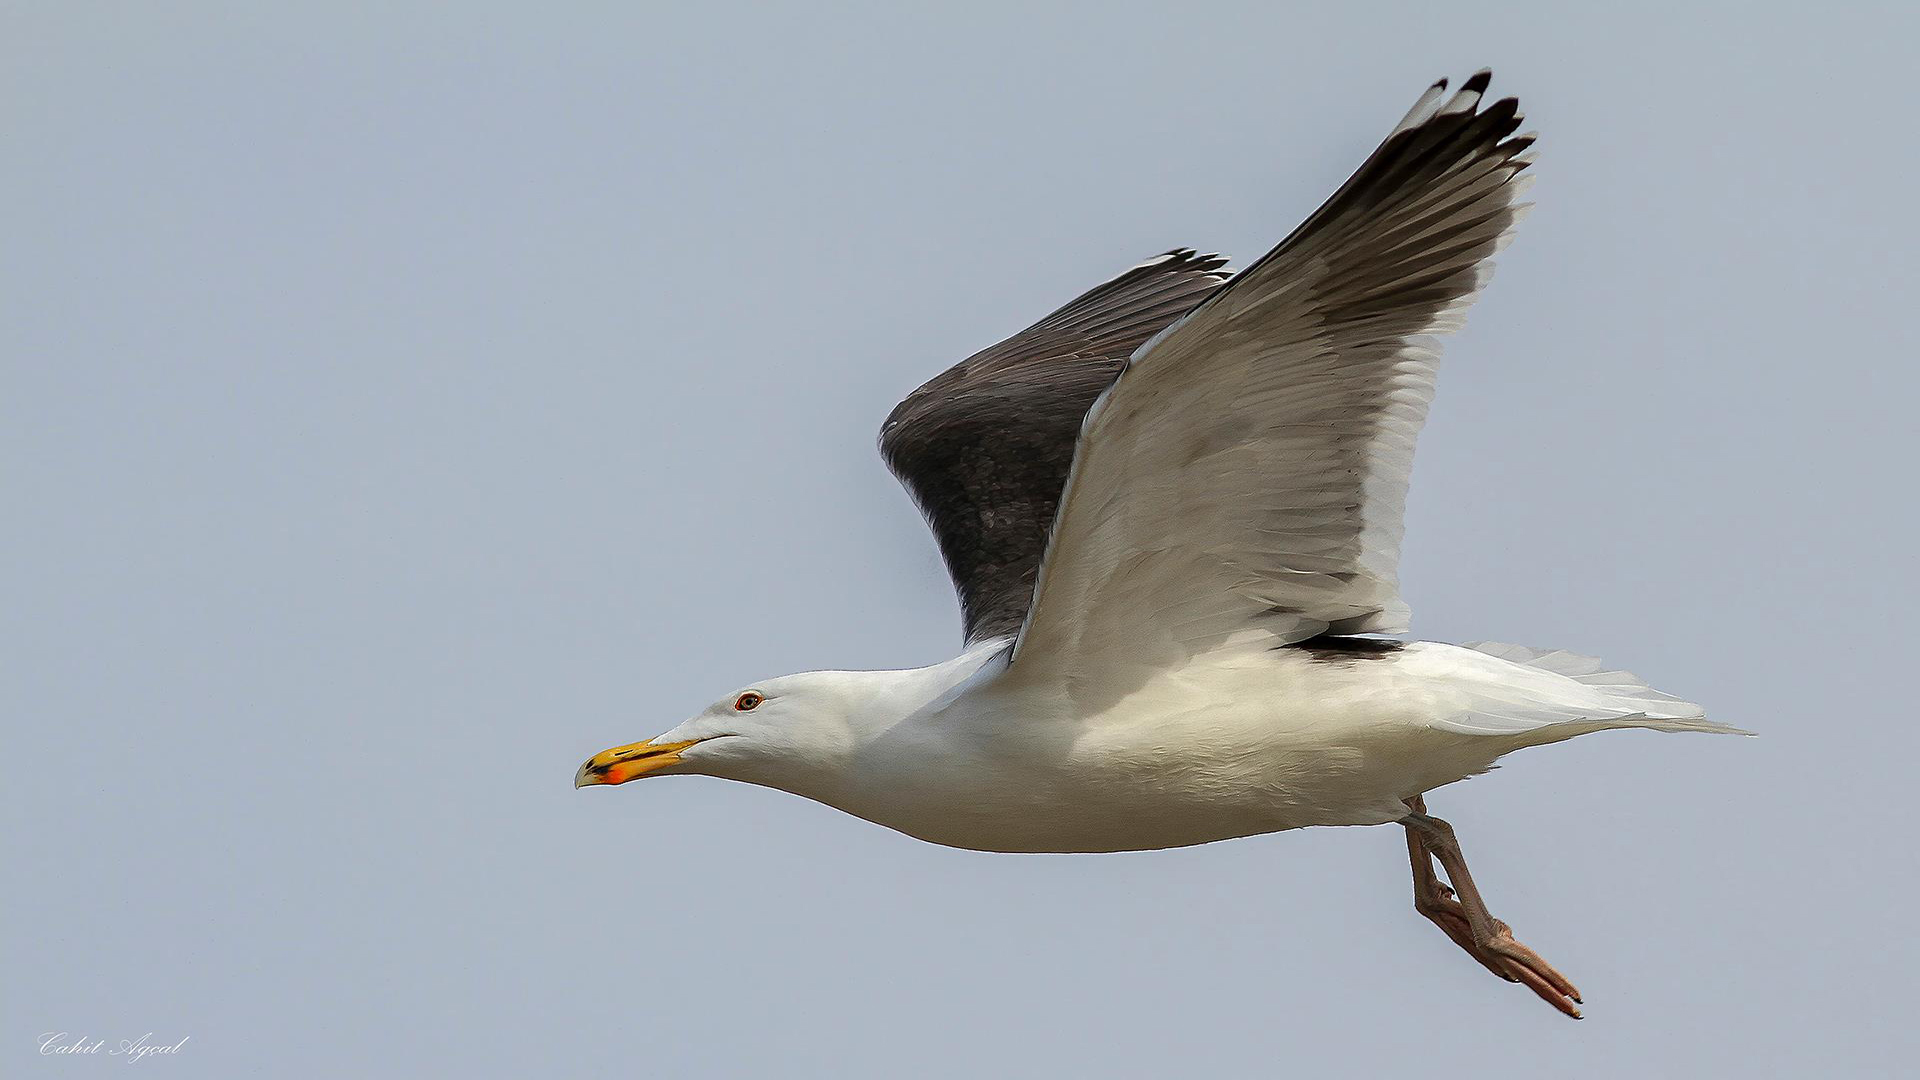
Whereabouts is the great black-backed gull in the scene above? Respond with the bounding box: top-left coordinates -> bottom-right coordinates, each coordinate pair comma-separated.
577,71 -> 1744,1018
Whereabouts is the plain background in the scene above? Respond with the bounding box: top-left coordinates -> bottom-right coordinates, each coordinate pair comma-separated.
7,2 -> 1916,1076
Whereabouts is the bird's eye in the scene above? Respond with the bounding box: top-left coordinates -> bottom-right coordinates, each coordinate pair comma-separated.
733,691 -> 764,712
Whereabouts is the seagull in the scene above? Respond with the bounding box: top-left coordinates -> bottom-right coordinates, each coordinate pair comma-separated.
576,71 -> 1743,1018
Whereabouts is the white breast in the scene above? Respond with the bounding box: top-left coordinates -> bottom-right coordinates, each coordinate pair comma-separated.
826,645 -> 1497,852
790,638 -> 1728,854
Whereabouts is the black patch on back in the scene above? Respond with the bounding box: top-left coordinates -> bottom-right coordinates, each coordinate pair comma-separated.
1289,635 -> 1406,662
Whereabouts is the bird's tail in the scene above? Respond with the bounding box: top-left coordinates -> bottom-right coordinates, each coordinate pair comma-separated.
1439,641 -> 1751,737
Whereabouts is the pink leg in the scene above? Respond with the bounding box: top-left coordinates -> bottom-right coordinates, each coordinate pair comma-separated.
1401,796 -> 1584,1019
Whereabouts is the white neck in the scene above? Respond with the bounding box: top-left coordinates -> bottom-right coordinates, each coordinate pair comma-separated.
708,639 -> 1015,804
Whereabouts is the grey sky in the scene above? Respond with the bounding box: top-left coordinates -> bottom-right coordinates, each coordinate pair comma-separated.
7,2 -> 1916,1076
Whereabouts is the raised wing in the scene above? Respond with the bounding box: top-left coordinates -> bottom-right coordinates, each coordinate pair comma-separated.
881,250 -> 1229,644
1009,71 -> 1535,683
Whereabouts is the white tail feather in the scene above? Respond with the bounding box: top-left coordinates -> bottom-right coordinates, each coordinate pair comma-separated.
1432,642 -> 1750,737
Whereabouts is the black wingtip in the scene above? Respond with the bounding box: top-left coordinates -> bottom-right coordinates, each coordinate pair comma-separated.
1151,248 -> 1231,275
1478,95 -> 1521,124
1462,69 -> 1493,95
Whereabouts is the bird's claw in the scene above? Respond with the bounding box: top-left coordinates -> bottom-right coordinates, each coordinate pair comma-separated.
1416,900 -> 1582,1018
1481,924 -> 1583,1019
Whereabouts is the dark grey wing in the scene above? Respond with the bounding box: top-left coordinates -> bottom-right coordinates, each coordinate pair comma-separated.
880,250 -> 1230,645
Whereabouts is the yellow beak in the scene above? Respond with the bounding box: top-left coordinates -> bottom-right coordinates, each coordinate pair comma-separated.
574,738 -> 706,788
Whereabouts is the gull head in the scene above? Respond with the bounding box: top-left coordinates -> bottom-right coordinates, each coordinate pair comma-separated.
574,670 -> 872,791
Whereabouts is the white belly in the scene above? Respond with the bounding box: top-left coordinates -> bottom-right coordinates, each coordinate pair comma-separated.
830,645 -> 1523,853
